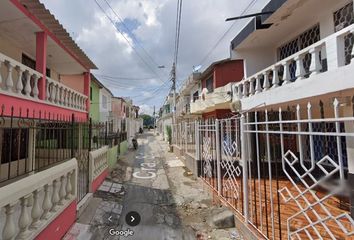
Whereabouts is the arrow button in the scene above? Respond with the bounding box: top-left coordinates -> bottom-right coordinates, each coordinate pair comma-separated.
125,211 -> 141,227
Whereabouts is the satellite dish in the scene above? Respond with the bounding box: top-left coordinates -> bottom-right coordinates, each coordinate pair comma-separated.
193,65 -> 202,72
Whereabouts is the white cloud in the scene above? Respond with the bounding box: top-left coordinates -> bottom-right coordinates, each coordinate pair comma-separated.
40,0 -> 270,109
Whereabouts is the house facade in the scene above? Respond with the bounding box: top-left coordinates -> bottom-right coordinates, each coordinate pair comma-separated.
0,1 -> 113,240
168,0 -> 354,239
190,59 -> 244,119
157,93 -> 174,142
99,86 -> 113,123
176,72 -> 202,123
89,75 -> 104,122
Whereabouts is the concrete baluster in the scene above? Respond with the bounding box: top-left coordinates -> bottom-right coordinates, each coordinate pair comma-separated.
17,195 -> 31,240
30,189 -> 42,229
2,204 -> 16,240
16,68 -> 24,93
5,62 -> 14,91
32,75 -> 39,99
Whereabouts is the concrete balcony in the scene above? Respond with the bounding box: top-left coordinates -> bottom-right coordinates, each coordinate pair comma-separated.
179,72 -> 201,95
0,52 -> 88,113
232,24 -> 354,111
190,83 -> 232,114
0,158 -> 77,240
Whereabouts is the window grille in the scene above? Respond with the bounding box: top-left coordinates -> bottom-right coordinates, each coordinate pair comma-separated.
334,2 -> 354,65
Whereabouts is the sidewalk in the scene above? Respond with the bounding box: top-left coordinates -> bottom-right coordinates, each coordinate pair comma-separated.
63,132 -> 243,240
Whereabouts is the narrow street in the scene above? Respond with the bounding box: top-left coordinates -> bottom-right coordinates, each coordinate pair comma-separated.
64,131 -> 243,240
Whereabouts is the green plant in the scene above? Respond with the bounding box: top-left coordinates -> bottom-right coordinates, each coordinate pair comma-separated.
166,125 -> 172,145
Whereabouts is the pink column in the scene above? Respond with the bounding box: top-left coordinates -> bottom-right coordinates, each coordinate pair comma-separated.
84,72 -> 91,112
36,32 -> 47,100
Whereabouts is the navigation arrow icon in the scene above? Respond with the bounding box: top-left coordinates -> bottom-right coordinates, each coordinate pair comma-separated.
125,211 -> 141,226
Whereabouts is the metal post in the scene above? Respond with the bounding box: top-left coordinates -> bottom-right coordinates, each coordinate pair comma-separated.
89,118 -> 92,152
240,114 -> 249,222
195,120 -> 200,160
215,119 -> 221,195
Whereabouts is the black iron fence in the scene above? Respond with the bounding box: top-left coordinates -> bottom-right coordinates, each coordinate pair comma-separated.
0,105 -> 126,186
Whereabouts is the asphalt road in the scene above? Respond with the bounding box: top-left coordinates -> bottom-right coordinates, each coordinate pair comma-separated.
117,132 -> 194,240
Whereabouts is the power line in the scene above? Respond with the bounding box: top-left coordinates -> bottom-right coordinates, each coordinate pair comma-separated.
93,0 -> 165,83
102,0 -> 170,78
197,0 -> 258,66
94,73 -> 156,81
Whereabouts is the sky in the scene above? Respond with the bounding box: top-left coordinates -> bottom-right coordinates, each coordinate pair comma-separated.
40,0 -> 269,115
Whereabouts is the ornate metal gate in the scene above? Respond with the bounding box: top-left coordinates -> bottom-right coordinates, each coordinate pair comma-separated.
196,101 -> 354,239
74,122 -> 90,202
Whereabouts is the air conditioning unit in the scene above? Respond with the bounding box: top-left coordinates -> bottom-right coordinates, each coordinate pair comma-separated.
230,100 -> 241,113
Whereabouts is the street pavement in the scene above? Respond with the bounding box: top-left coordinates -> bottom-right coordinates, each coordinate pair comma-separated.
63,131 -> 243,240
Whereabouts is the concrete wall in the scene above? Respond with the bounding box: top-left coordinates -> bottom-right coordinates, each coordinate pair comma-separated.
233,47 -> 276,78
61,74 -> 85,94
119,140 -> 128,155
99,88 -> 112,123
214,60 -> 244,88
0,35 -> 22,63
90,80 -> 101,122
107,146 -> 118,170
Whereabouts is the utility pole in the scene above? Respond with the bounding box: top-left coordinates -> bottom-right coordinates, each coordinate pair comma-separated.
171,62 -> 176,124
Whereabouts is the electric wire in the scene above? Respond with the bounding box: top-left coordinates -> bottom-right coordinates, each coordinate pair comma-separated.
102,0 -> 170,78
93,0 -> 165,83
197,0 -> 258,67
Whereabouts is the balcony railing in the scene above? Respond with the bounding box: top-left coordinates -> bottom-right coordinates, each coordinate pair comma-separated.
46,77 -> 87,111
0,52 -> 88,112
232,24 -> 354,105
0,158 -> 77,240
190,83 -> 232,114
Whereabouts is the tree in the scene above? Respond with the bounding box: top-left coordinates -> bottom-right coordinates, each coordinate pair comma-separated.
140,114 -> 154,127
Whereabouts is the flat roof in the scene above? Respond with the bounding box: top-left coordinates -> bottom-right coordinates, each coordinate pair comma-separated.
230,0 -> 288,50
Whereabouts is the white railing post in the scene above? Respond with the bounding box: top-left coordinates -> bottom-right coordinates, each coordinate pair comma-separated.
249,78 -> 255,95
195,121 -> 200,161
215,119 -> 221,196
295,54 -> 306,80
5,62 -> 14,92
2,204 -> 16,240
282,61 -> 291,84
32,75 -> 39,99
240,114 -> 248,222
242,81 -> 248,97
272,66 -> 280,88
309,47 -> 322,75
24,71 -> 31,96
255,75 -> 262,94
263,71 -> 270,90
16,68 -> 23,93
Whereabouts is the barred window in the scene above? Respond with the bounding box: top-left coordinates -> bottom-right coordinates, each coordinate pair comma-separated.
278,24 -> 320,60
334,2 -> 354,65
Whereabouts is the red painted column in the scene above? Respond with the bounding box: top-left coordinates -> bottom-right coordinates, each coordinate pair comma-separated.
84,72 -> 91,113
36,32 -> 47,100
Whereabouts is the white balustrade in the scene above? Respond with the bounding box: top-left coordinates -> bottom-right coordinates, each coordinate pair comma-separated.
89,146 -> 108,191
0,52 -> 88,112
231,23 -> 354,104
0,158 -> 77,240
0,53 -> 42,101
46,77 -> 88,111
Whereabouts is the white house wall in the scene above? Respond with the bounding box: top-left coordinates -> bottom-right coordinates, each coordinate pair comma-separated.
232,0 -> 352,78
99,88 -> 112,123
